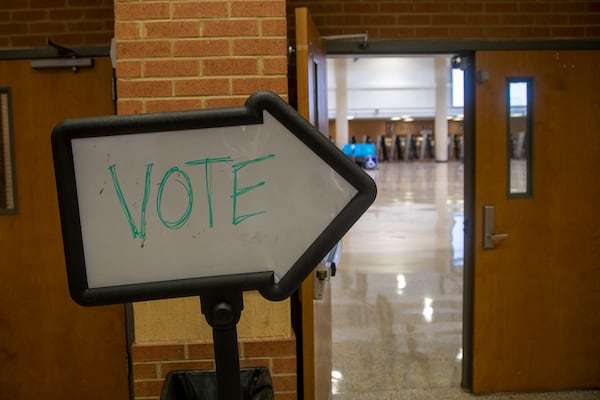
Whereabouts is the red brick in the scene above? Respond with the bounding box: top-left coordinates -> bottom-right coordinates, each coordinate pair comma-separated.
145,21 -> 200,38
204,96 -> 247,108
30,0 -> 65,8
518,2 -> 552,13
172,2 -> 228,19
10,34 -> 49,47
133,379 -> 164,398
83,7 -> 114,20
431,14 -> 467,26
262,57 -> 287,75
117,99 -> 143,115
0,0 -> 25,10
520,27 -> 552,38
203,58 -> 257,76
174,78 -> 230,96
483,26 -> 523,38
114,2 -> 169,21
68,21 -> 105,32
203,19 -> 259,37
187,341 -> 215,359
131,343 -> 186,362
414,2 -> 450,13
378,27 -> 416,39
231,2 -> 286,18
232,38 -> 286,55
173,39 -> 229,57
324,14 -> 362,27
239,358 -> 270,369
82,31 -> 112,45
552,2 -> 587,12
272,357 -> 296,373
118,80 -> 172,98
117,41 -> 171,58
271,374 -> 296,392
534,14 -> 570,25
242,339 -> 296,358
115,21 -> 141,39
343,3 -> 378,14
485,2 -> 519,13
30,22 -> 67,34
363,15 -> 397,26
232,76 -> 287,96
570,14 -> 600,25
449,2 -> 484,13
261,18 -> 287,36
466,14 -> 502,26
449,26 -> 486,39
551,26 -> 586,37
12,10 -> 48,21
116,60 -> 142,78
501,14 -> 535,25
133,362 -> 159,379
146,98 -> 203,113
379,3 -> 414,13
415,27 -> 450,38
396,15 -> 432,26
274,393 -> 297,400
160,360 -> 215,377
0,23 -> 29,35
144,59 -> 199,77
586,26 -> 600,37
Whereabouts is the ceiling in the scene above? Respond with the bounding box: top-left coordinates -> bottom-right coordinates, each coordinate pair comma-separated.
326,56 -> 465,121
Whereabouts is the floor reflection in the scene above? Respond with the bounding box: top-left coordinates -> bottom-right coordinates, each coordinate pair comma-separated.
330,161 -> 599,400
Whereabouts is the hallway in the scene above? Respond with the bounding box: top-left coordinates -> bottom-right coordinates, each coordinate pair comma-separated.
330,161 -> 600,400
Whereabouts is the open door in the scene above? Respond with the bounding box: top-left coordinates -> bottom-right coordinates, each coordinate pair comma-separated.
472,50 -> 600,393
0,58 -> 130,399
294,7 -> 332,400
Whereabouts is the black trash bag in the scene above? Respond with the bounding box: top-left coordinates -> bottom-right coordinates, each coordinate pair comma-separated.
160,367 -> 274,400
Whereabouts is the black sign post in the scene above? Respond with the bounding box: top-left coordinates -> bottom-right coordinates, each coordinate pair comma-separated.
52,91 -> 376,400
200,289 -> 244,399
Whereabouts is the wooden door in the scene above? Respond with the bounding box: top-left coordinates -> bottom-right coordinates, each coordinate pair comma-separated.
0,58 -> 130,399
472,50 -> 600,393
295,7 -> 332,400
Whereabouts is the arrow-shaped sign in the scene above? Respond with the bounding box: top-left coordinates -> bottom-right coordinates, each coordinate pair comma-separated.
52,91 -> 376,306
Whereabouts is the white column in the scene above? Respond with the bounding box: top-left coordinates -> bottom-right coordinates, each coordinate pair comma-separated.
434,55 -> 449,162
334,58 -> 349,149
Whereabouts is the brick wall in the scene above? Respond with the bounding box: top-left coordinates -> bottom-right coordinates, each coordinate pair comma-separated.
114,0 -> 289,115
287,0 -> 600,40
132,339 -> 297,400
0,0 -> 114,49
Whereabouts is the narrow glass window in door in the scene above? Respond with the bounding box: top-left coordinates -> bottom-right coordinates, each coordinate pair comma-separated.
0,88 -> 17,214
507,78 -> 533,197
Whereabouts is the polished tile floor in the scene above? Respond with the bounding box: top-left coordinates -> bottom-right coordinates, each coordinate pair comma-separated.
330,161 -> 600,400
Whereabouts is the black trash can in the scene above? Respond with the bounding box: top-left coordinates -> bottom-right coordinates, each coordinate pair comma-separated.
160,367 -> 274,400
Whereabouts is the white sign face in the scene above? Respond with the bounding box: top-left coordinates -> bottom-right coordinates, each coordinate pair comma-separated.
52,92 -> 376,305
72,111 -> 356,288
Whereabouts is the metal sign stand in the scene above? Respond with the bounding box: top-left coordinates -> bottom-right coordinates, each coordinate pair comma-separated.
200,289 -> 244,400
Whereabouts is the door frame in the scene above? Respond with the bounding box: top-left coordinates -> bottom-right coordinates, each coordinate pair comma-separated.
321,38 -> 599,392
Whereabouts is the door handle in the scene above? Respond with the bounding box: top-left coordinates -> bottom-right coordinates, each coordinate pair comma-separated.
483,205 -> 509,249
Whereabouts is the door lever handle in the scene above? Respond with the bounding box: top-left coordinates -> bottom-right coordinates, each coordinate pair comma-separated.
486,233 -> 509,241
483,205 -> 509,249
